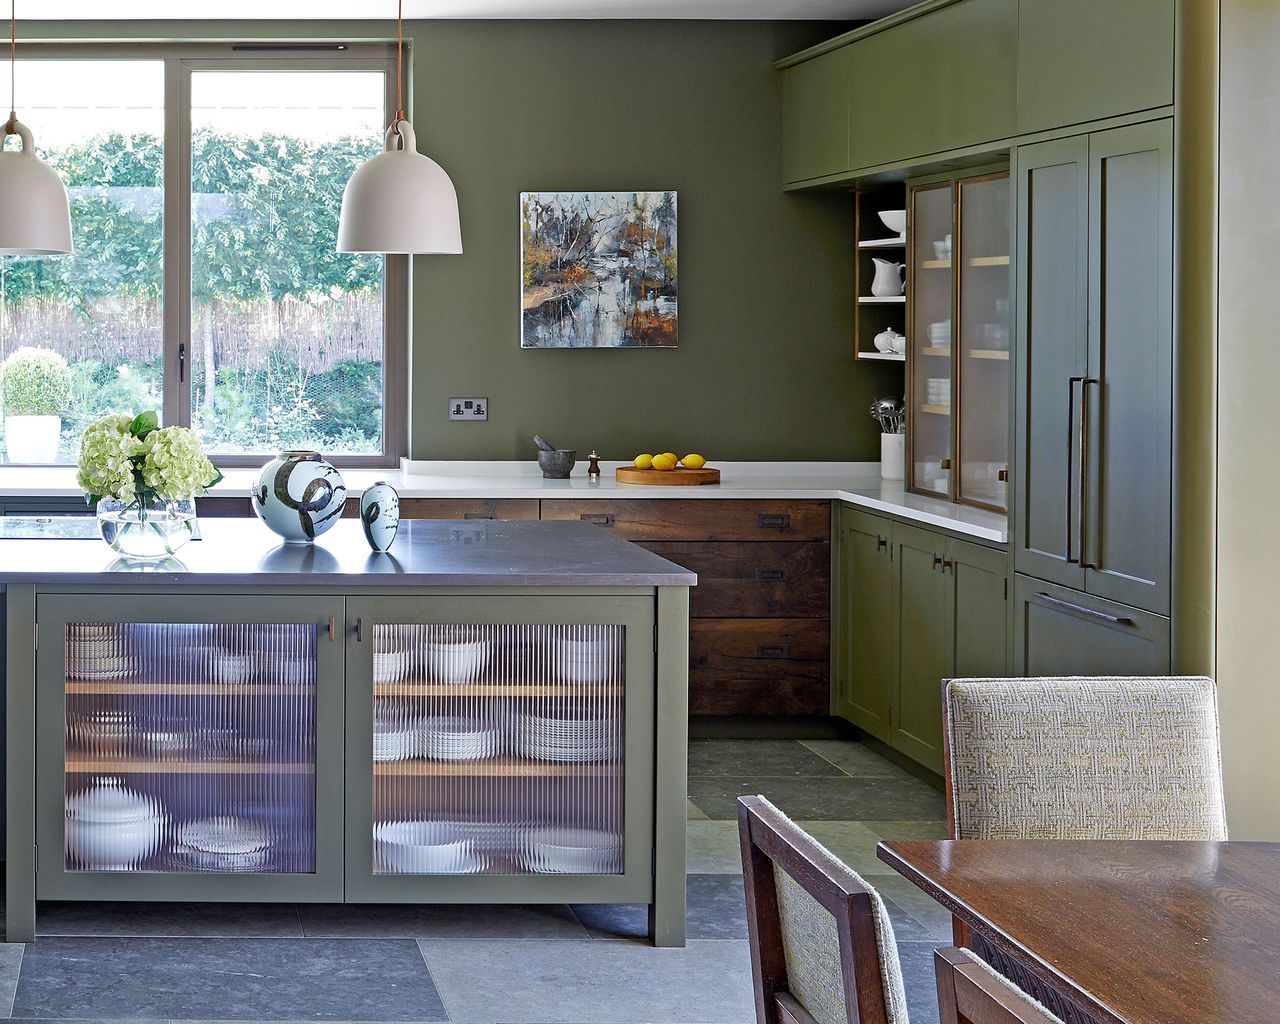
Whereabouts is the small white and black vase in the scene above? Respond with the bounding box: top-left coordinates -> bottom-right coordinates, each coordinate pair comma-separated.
360,481 -> 400,552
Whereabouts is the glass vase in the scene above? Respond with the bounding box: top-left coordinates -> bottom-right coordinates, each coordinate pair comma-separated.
96,495 -> 197,560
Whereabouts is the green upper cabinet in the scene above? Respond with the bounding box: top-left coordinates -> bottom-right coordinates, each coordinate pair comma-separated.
782,46 -> 852,185
1016,0 -> 1175,135
846,0 -> 1017,172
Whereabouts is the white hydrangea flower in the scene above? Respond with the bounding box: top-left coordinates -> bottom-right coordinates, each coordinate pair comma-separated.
76,414 -> 142,503
139,426 -> 219,501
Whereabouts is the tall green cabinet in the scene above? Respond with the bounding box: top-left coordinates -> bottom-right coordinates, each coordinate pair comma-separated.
1012,118 -> 1174,671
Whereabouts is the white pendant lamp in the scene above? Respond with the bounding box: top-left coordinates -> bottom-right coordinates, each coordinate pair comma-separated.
0,2 -> 71,256
337,0 -> 461,255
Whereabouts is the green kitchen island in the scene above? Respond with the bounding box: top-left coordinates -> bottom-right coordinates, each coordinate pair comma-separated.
1,518 -> 694,945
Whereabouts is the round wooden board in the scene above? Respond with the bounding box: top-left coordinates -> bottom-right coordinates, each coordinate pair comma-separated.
615,466 -> 721,486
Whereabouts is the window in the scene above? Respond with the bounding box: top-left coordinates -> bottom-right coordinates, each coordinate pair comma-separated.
0,46 -> 404,467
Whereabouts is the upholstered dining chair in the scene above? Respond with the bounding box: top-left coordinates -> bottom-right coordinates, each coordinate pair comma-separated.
941,676 -> 1228,842
737,794 -> 908,1024
933,947 -> 1063,1024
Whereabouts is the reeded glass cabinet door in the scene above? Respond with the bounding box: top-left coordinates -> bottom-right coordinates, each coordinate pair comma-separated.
345,596 -> 655,902
36,594 -> 345,901
909,181 -> 956,498
957,172 -> 1011,512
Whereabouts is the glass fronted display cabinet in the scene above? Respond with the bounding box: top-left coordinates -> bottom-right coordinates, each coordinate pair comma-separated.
907,168 -> 1011,512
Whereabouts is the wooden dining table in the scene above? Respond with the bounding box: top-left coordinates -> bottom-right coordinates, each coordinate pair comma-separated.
876,839 -> 1280,1024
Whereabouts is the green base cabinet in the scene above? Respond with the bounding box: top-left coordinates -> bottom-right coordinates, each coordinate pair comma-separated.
1012,575 -> 1170,675
835,504 -> 1009,774
834,507 -> 894,741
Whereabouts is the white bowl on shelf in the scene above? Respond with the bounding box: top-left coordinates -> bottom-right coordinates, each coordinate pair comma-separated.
374,820 -> 483,874
425,639 -> 490,684
522,826 -> 622,874
553,632 -> 619,684
877,209 -> 906,238
372,649 -> 410,684
65,782 -> 166,870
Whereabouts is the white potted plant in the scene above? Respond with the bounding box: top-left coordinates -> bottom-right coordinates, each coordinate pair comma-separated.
0,346 -> 70,464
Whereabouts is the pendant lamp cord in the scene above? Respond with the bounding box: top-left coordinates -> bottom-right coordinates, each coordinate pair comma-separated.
5,0 -> 15,136
394,0 -> 405,125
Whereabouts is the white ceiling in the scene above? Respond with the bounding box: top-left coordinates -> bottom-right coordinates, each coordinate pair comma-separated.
19,0 -> 914,20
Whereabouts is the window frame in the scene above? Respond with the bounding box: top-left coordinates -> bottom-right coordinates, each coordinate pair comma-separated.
12,42 -> 408,468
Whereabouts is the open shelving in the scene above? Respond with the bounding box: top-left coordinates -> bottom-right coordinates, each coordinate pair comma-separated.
854,188 -> 911,364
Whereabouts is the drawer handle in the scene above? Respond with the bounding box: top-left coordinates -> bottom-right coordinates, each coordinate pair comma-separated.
580,513 -> 615,527
756,645 -> 790,659
463,513 -> 496,520
933,554 -> 944,569
757,569 -> 787,582
877,535 -> 887,551
1032,591 -> 1134,626
757,514 -> 790,530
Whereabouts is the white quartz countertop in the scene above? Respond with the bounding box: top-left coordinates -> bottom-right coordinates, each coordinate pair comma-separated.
0,460 -> 1008,544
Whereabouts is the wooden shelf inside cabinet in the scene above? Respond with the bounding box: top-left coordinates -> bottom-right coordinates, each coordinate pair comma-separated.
65,759 -> 315,775
968,255 -> 1010,267
919,259 -> 952,270
374,755 -> 620,778
857,237 -> 906,249
968,349 -> 1010,361
856,351 -> 906,362
65,681 -> 312,696
373,682 -> 623,698
920,346 -> 951,357
858,295 -> 906,304
919,404 -> 952,416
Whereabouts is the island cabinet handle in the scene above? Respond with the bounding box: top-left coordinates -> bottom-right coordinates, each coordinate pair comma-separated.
757,569 -> 788,582
354,617 -> 364,642
463,513 -> 495,520
580,513 -> 615,527
1032,591 -> 1133,626
757,514 -> 790,530
327,617 -> 335,642
756,645 -> 790,659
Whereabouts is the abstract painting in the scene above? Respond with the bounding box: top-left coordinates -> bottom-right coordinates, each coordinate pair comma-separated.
520,191 -> 677,348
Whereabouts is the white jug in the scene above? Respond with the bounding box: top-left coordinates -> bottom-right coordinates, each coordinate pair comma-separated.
871,259 -> 906,297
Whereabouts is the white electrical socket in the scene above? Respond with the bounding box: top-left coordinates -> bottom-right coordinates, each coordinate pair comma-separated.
448,397 -> 488,421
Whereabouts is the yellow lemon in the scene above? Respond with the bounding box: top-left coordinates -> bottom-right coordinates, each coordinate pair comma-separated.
660,452 -> 677,463
682,453 -> 707,470
633,453 -> 654,470
651,453 -> 677,471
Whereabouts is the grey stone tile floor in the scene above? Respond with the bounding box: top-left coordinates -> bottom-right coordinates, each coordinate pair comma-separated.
9,738 -> 947,1024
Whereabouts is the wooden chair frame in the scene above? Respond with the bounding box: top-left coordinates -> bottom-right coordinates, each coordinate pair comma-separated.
737,794 -> 892,1024
934,947 -> 1060,1024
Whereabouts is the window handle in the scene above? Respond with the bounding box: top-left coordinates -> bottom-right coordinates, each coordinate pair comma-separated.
178,342 -> 186,384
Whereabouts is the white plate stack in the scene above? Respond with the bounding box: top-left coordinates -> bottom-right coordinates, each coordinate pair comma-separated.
419,715 -> 502,761
172,815 -> 273,872
522,826 -> 622,874
926,377 -> 951,406
513,708 -> 619,763
68,625 -> 135,680
373,715 -> 420,762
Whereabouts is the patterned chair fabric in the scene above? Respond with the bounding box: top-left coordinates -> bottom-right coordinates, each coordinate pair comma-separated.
945,676 -> 1228,841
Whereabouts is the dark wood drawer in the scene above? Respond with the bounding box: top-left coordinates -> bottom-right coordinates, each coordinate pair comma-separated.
398,499 -> 539,520
540,499 -> 830,542
642,541 -> 829,618
689,618 -> 830,716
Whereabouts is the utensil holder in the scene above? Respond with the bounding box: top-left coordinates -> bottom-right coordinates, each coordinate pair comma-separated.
880,432 -> 904,481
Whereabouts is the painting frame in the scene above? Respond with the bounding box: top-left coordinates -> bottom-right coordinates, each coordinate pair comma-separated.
519,190 -> 678,349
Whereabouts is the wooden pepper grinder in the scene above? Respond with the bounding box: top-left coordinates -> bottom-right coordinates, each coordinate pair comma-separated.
587,449 -> 601,480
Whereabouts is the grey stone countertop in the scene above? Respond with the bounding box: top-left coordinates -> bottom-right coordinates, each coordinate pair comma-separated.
0,518 -> 698,588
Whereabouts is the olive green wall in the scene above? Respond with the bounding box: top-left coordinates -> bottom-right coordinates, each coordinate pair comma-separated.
1214,0 -> 1280,840
404,20 -> 898,462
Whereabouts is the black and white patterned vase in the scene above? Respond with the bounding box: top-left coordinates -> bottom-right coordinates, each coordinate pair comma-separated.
251,450 -> 346,545
359,481 -> 400,552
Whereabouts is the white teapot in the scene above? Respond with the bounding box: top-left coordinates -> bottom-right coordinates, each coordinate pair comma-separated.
873,328 -> 906,354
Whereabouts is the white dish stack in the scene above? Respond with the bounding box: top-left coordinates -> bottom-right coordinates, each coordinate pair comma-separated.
67,624 -> 134,680
513,707 -> 620,763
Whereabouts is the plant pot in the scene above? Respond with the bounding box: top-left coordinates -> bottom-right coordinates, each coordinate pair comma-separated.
97,496 -> 197,561
3,414 -> 61,464
880,432 -> 905,481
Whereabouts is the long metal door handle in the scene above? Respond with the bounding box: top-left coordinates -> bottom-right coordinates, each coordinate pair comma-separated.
1079,378 -> 1100,570
1066,376 -> 1085,564
1032,591 -> 1133,626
